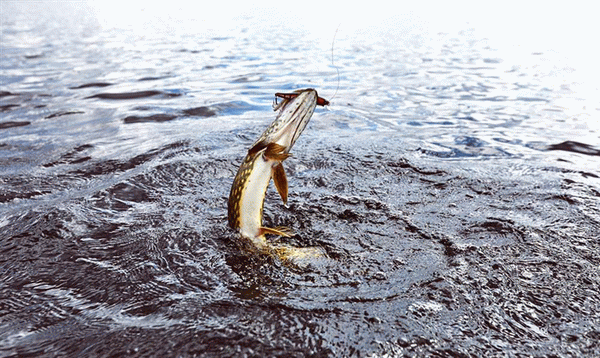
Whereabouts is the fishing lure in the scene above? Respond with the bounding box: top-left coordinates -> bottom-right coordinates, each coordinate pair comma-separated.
274,92 -> 330,107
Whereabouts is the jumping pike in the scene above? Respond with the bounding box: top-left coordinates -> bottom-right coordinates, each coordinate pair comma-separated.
228,88 -> 329,262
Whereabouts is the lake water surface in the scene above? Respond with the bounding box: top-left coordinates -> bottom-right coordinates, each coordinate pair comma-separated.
1,2 -> 599,357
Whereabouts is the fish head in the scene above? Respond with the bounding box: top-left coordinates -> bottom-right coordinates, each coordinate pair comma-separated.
249,88 -> 324,156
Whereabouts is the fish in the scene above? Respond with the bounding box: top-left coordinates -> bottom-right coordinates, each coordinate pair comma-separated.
228,88 -> 328,263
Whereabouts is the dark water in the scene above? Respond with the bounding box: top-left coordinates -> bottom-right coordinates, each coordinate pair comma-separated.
2,2 -> 600,357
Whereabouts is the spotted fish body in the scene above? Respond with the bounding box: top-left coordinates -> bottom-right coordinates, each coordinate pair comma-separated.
228,89 -> 327,261
227,142 -> 290,249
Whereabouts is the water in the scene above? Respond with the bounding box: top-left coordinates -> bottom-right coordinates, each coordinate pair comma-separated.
2,2 -> 600,357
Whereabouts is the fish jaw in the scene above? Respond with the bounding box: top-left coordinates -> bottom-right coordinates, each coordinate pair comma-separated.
249,89 -> 318,156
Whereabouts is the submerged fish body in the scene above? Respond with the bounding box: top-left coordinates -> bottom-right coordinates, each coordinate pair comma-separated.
228,89 -> 327,262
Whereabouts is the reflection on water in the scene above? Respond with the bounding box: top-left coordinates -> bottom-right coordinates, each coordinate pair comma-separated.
1,2 -> 600,357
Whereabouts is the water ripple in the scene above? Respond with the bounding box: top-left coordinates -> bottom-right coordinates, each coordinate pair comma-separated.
1,3 -> 599,357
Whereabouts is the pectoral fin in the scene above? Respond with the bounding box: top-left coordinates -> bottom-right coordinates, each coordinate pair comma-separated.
264,143 -> 290,161
247,140 -> 268,157
272,163 -> 288,204
259,226 -> 293,237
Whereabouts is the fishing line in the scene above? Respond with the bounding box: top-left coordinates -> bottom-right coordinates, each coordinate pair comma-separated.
329,23 -> 341,103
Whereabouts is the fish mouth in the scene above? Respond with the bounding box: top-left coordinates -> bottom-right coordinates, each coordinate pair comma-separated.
249,88 -> 326,156
279,89 -> 318,151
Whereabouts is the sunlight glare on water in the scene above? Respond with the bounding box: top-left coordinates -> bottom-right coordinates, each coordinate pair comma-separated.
89,1 -> 599,129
